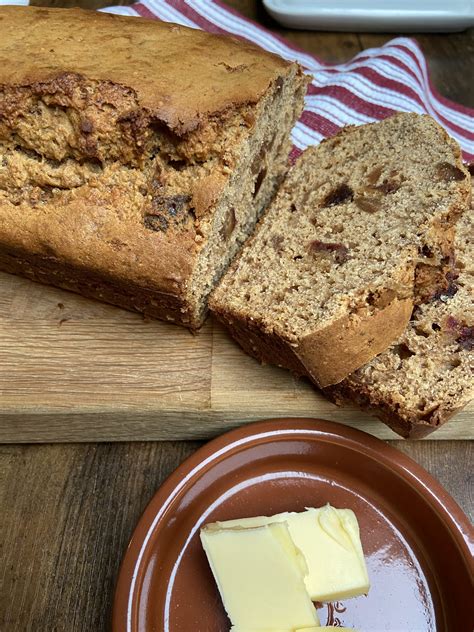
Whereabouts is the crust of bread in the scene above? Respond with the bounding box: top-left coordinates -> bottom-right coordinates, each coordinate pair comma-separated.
0,247 -> 189,324
0,6 -> 289,135
296,294 -> 414,386
325,379 -> 463,439
0,172 -> 199,324
213,291 -> 413,387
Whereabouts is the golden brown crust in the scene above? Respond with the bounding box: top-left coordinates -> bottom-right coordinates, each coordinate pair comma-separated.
0,160 -> 197,319
0,6 -> 289,135
296,295 -> 414,386
0,200 -> 195,311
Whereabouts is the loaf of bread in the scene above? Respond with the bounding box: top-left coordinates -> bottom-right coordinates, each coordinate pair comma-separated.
325,204 -> 473,438
0,6 -> 308,329
210,114 -> 470,387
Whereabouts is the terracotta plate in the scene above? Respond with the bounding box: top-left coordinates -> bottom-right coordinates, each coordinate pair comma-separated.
113,418 -> 473,631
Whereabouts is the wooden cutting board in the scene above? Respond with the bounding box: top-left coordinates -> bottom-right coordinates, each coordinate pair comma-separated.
1,270 -> 471,442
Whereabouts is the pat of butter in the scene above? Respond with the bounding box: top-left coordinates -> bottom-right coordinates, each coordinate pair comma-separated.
200,522 -> 320,630
214,505 -> 370,602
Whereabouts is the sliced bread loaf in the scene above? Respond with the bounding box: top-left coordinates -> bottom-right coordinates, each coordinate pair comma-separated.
0,7 -> 308,329
325,205 -> 473,438
210,113 -> 470,387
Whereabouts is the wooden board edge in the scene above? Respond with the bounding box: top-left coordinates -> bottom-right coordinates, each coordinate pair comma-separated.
0,409 -> 472,442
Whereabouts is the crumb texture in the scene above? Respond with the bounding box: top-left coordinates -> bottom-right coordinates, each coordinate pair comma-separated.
211,113 -> 470,383
326,207 -> 473,438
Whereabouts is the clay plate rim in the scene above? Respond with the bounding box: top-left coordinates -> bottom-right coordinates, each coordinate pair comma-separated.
112,417 -> 474,631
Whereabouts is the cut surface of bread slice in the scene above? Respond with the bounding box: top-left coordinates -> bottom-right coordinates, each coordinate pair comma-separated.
0,7 -> 308,329
211,113 -> 470,386
325,205 -> 473,438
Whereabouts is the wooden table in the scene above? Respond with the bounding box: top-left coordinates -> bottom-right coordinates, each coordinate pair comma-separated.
1,2 -> 472,630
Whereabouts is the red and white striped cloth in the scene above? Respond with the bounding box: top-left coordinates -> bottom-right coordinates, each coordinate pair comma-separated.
3,0 -> 474,161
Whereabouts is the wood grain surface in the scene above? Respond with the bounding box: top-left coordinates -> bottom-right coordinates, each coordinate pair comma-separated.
1,440 -> 472,631
1,1 -> 472,630
1,273 -> 473,442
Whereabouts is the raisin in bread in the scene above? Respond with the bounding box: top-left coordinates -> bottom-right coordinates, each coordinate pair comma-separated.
325,205 -> 473,438
0,7 -> 308,329
210,114 -> 470,387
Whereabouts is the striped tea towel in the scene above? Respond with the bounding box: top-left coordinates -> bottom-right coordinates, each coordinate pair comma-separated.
1,0 -> 473,161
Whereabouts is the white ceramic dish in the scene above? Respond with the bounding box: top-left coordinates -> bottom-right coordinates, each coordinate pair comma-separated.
263,0 -> 474,32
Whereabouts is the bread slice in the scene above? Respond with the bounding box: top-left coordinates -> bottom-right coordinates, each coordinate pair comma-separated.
210,114 -> 470,387
0,7 -> 308,329
325,204 -> 473,438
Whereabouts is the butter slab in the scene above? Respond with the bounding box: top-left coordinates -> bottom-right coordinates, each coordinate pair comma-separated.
213,505 -> 370,602
200,522 -> 320,629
